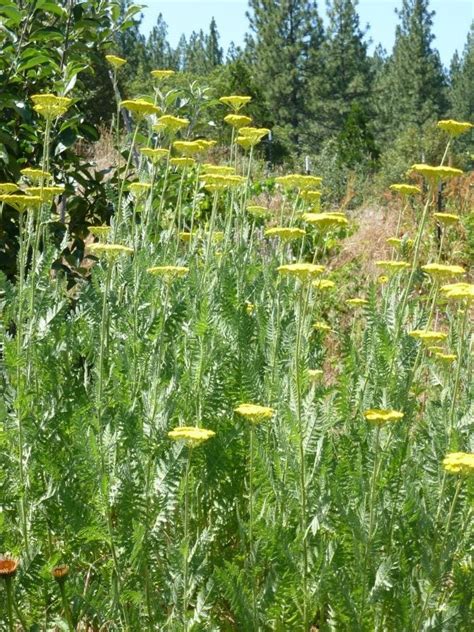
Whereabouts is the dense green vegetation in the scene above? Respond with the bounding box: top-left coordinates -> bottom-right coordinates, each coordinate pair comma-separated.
0,1 -> 473,630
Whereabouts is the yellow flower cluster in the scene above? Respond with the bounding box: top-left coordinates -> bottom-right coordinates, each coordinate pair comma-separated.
410,164 -> 463,181
105,54 -> 127,68
219,95 -> 252,111
442,452 -> 474,475
313,279 -> 335,290
0,183 -> 19,194
300,190 -> 321,203
129,183 -> 152,197
224,114 -> 252,129
346,298 -> 368,307
433,213 -> 460,225
140,147 -> 169,162
87,243 -> 134,259
147,266 -> 189,278
433,352 -> 457,363
89,226 -> 110,239
170,157 -> 195,169
150,69 -> 175,80
247,205 -> 270,218
313,321 -> 331,331
375,260 -> 410,273
201,174 -> 246,191
302,212 -> 348,229
234,403 -> 274,424
389,183 -> 422,196
386,237 -> 414,249
277,263 -> 325,281
264,227 -> 306,241
20,168 -> 52,182
275,174 -> 322,190
154,115 -> 189,133
437,119 -> 473,137
202,164 -> 236,176
173,140 -> 216,156
408,330 -> 448,343
440,283 -> 474,301
24,185 -> 65,201
421,263 -> 465,278
168,426 -> 215,447
31,94 -> 72,120
120,99 -> 160,117
0,194 -> 43,212
364,409 -> 404,424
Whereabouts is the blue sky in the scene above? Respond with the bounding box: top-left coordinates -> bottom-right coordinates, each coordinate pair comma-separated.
139,0 -> 473,67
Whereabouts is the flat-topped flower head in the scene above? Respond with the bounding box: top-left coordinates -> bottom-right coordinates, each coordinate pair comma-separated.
173,140 -> 208,156
129,182 -> 152,198
313,321 -> 331,332
87,243 -> 133,259
389,183 -> 422,196
234,403 -> 274,424
247,205 -> 270,218
0,557 -> 18,579
386,237 -> 414,249
201,174 -> 245,190
313,278 -> 335,290
408,330 -> 448,343
120,99 -> 160,118
410,164 -> 463,181
236,136 -> 254,150
308,369 -> 323,381
264,227 -> 305,241
421,263 -> 465,278
170,157 -> 196,168
434,352 -> 457,363
0,183 -> 18,195
168,426 -> 215,447
196,140 -> 217,152
437,119 -> 473,137
24,185 -> 64,201
89,226 -> 110,239
433,212 -> 460,226
219,95 -> 252,111
20,168 -> 52,182
442,452 -> 474,475
346,298 -> 368,307
364,409 -> 404,424
0,194 -> 43,212
154,115 -> 190,133
300,190 -> 321,203
179,231 -> 194,242
31,94 -> 72,119
439,282 -> 474,301
224,114 -> 252,129
375,260 -> 410,273
275,174 -> 322,190
302,212 -> 348,229
202,164 -> 236,176
140,147 -> 169,162
105,54 -> 127,68
239,126 -> 270,141
147,265 -> 189,278
150,69 -> 175,80
277,263 -> 324,281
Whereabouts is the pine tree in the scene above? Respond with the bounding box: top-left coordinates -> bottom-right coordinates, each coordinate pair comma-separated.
308,0 -> 373,148
382,0 -> 447,137
206,17 -> 223,68
246,0 -> 324,149
146,13 -> 175,71
449,22 -> 474,121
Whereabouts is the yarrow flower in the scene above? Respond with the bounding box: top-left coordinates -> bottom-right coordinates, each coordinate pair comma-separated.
308,369 -> 323,381
313,321 -> 331,332
410,164 -> 464,181
20,168 -> 52,182
31,94 -> 72,119
0,194 -> 43,212
129,182 -> 152,198
234,403 -> 274,424
202,164 -> 235,176
105,54 -> 127,68
264,227 -> 305,241
300,190 -> 321,203
168,426 -> 215,447
389,183 -> 422,196
24,185 -> 65,201
89,226 -> 110,239
433,352 -> 457,363
147,265 -> 189,278
346,298 -> 368,307
437,119 -> 473,137
0,183 -> 18,195
408,330 -> 448,343
173,140 -> 215,156
442,452 -> 474,475
201,174 -> 245,190
439,282 -> 474,301
421,263 -> 465,278
179,231 -> 194,242
275,174 -> 322,190
277,263 -> 325,281
302,212 -> 348,229
364,409 -> 404,424
150,69 -> 175,80
375,260 -> 410,273
87,243 -> 133,259
433,212 -> 460,225
170,157 -> 196,168
312,279 -> 335,290
247,205 -> 270,218
154,115 -> 190,133
120,99 -> 160,117
219,95 -> 252,111
140,147 -> 170,162
386,237 -> 414,249
224,114 -> 252,129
